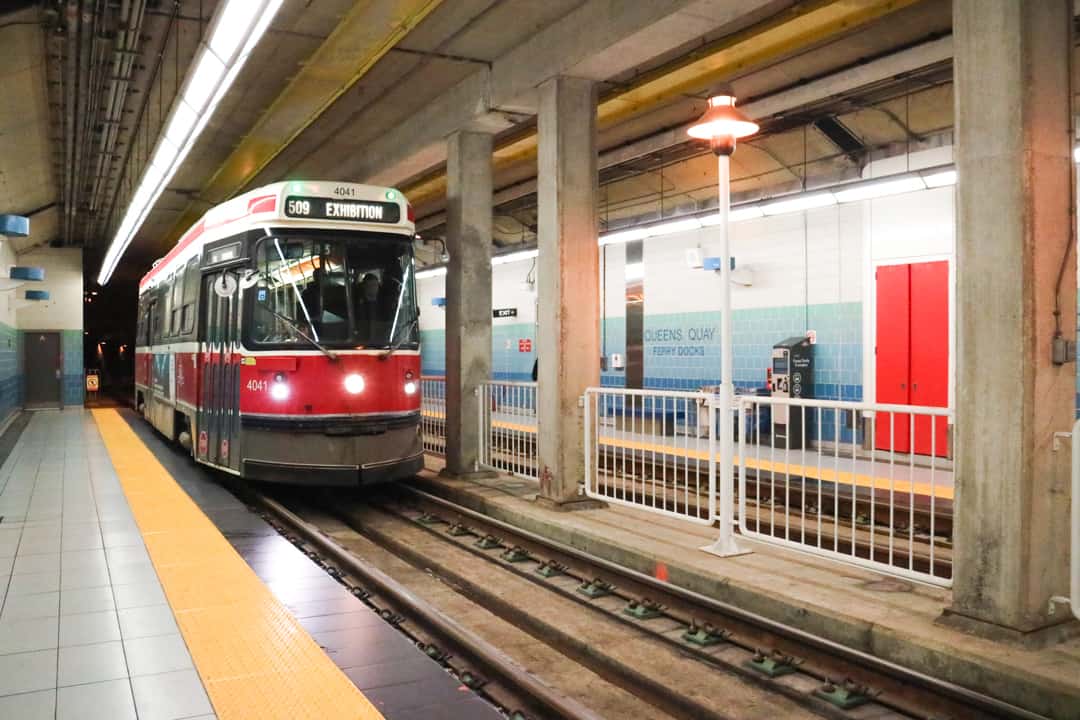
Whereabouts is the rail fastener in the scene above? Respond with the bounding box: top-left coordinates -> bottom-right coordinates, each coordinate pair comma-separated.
501,546 -> 532,563
577,578 -> 614,598
447,522 -> 474,537
747,649 -> 802,678
475,534 -> 505,550
815,678 -> 877,710
416,512 -> 444,525
535,560 -> 566,577
682,621 -> 730,647
419,642 -> 451,664
623,598 -> 665,620
460,671 -> 488,691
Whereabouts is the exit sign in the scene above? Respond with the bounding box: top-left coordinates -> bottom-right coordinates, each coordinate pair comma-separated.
493,307 -> 517,318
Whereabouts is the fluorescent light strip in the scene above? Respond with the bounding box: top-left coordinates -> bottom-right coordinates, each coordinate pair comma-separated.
761,191 -> 837,215
491,249 -> 539,265
97,0 -> 284,285
922,168 -> 956,188
833,174 -> 926,202
416,267 -> 448,279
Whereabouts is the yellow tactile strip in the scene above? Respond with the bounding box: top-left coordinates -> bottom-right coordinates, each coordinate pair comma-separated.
91,409 -> 384,720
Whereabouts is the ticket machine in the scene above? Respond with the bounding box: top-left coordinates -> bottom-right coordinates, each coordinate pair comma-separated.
770,336 -> 814,449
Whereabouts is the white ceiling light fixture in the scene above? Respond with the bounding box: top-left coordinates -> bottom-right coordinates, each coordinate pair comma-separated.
97,0 -> 284,285
599,228 -> 648,246
760,191 -> 837,216
833,174 -> 926,203
415,267 -> 448,280
645,216 -> 703,238
491,249 -> 539,265
921,168 -> 957,188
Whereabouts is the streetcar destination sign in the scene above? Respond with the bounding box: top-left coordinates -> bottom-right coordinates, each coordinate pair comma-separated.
284,196 -> 401,223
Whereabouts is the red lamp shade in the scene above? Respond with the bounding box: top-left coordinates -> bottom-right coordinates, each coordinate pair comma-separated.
688,94 -> 758,155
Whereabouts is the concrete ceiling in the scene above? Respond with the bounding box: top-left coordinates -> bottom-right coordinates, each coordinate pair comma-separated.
0,6 -> 57,254
7,0 -> 1038,283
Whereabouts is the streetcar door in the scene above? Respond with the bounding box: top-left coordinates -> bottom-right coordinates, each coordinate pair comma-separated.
197,272 -> 241,471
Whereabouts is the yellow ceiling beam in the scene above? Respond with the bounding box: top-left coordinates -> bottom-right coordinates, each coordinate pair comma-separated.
403,0 -> 921,208
164,0 -> 444,246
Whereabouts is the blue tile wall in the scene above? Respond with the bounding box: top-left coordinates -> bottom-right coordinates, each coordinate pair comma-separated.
601,317 -> 625,387
420,324 -> 537,382
0,323 -> 22,424
420,329 -> 445,376
420,301 -> 863,401
62,329 -> 84,406
643,310 -> 723,390
492,322 -> 535,381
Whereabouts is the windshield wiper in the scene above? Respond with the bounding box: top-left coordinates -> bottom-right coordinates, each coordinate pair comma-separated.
257,297 -> 338,361
380,316 -> 419,359
253,268 -> 334,360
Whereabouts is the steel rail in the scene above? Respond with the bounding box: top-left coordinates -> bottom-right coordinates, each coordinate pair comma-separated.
404,486 -> 1048,720
247,491 -> 604,720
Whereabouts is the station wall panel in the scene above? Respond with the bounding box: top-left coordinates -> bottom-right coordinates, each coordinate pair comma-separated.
416,162 -> 1080,420
14,247 -> 84,406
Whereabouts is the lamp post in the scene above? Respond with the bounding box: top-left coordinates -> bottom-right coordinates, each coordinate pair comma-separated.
688,87 -> 759,556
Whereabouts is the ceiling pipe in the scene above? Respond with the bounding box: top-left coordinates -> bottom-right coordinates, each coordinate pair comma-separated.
96,1 -> 179,247
61,0 -> 78,244
89,0 -> 147,221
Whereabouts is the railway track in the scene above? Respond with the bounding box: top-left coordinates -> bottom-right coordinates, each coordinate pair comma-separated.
243,475 -> 1044,720
371,485 -> 1034,720
239,486 -> 603,720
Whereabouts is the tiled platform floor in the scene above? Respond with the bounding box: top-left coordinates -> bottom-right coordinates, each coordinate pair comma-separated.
0,409 -> 500,720
0,409 -> 213,720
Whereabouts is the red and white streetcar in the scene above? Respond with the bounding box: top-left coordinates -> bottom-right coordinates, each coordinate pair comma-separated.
134,181 -> 423,485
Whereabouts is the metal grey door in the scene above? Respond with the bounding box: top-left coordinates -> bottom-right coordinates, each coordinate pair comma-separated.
25,332 -> 61,407
197,272 -> 241,470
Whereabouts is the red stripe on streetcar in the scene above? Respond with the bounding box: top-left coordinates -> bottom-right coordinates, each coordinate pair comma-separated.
247,195 -> 277,214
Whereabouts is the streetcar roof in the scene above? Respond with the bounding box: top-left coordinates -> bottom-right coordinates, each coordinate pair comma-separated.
138,181 -> 414,293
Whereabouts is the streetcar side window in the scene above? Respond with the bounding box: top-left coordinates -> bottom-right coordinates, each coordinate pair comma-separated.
149,298 -> 162,345
181,257 -> 199,336
170,268 -> 184,337
136,300 -> 145,345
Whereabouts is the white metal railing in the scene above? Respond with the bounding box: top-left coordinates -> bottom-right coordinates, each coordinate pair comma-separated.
1051,419 -> 1080,620
735,395 -> 954,586
1072,421 -> 1080,619
420,376 -> 447,455
584,387 -> 717,524
478,381 -> 538,479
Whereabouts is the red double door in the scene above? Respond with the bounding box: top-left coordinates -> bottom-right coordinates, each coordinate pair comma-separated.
875,261 -> 949,457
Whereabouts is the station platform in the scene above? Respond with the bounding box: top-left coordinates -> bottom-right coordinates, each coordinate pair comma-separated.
0,409 -> 498,720
417,456 -> 1080,720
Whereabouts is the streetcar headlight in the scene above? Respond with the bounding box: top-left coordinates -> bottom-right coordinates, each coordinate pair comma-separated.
344,373 -> 365,394
271,374 -> 289,401
403,380 -> 417,395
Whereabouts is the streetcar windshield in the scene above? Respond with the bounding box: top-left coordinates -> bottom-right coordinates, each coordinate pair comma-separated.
248,234 -> 418,349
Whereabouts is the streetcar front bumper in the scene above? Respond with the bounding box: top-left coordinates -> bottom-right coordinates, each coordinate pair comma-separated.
240,413 -> 424,486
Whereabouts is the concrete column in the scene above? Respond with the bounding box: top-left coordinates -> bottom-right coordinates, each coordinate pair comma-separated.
536,76 -> 601,505
949,0 -> 1076,638
443,130 -> 493,478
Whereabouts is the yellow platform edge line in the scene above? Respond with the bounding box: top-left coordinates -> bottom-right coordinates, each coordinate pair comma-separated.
421,410 -> 955,501
90,409 -> 385,720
